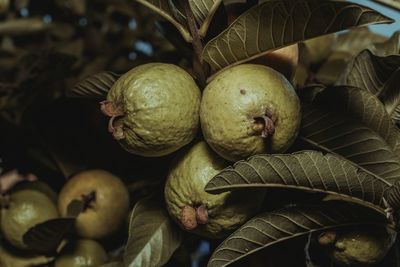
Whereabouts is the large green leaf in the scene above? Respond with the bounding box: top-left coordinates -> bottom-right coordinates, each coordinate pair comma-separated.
123,197 -> 182,267
134,0 -> 191,42
370,31 -> 400,56
311,85 -> 400,158
189,0 -> 223,37
300,103 -> 400,184
205,151 -> 390,213
338,50 -> 400,125
202,0 -> 394,73
69,71 -> 120,99
207,203 -> 389,267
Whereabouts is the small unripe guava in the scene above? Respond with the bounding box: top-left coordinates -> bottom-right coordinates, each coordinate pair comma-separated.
55,239 -> 108,267
200,64 -> 301,162
0,190 -> 59,250
320,227 -> 395,267
102,63 -> 201,157
164,141 -> 265,238
58,170 -> 129,240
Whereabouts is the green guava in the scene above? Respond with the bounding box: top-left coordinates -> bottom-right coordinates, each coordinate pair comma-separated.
321,227 -> 395,266
101,63 -> 201,157
0,189 -> 59,250
0,245 -> 53,267
58,169 -> 130,240
164,141 -> 265,239
55,239 -> 108,267
200,64 -> 301,162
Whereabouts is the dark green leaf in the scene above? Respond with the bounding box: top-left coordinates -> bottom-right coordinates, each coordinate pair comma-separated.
300,103 -> 400,184
23,217 -> 75,254
205,151 -> 390,213
207,203 -> 389,267
202,0 -> 394,73
337,50 -> 400,125
123,197 -> 182,267
189,0 -> 223,37
69,71 -> 120,99
134,0 -> 191,42
312,85 -> 400,157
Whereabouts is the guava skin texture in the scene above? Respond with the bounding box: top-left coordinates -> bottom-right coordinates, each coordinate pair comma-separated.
102,63 -> 201,157
321,227 -> 395,267
165,141 -> 265,239
55,239 -> 108,267
58,169 -> 130,240
200,64 -> 301,162
0,190 -> 59,250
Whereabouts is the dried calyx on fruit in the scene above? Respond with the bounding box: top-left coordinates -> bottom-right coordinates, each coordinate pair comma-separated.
58,169 -> 129,240
200,64 -> 301,162
165,141 -> 265,238
101,63 -> 201,157
319,226 -> 396,267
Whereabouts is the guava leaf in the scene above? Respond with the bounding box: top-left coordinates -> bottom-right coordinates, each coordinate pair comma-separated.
314,51 -> 351,85
23,217 -> 75,254
123,197 -> 182,267
23,200 -> 81,254
207,203 -> 389,267
337,50 -> 400,126
134,0 -> 191,42
100,263 -> 124,267
69,71 -> 120,99
189,0 -> 223,37
205,151 -> 390,213
300,103 -> 400,184
202,0 -> 394,73
310,85 -> 400,158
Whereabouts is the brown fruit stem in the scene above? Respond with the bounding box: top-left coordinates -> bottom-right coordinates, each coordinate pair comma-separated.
100,101 -> 125,140
253,112 -> 276,138
81,191 -> 96,211
181,206 -> 198,230
318,231 -> 337,246
196,205 -> 209,225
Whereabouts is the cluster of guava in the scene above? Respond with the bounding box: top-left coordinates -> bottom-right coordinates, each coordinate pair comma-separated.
0,169 -> 129,267
100,43 -> 301,239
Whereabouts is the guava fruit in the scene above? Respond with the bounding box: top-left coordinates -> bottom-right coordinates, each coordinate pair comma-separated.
0,189 -> 59,250
55,239 -> 108,267
58,169 -> 129,239
0,245 -> 53,267
320,227 -> 395,266
200,64 -> 301,162
164,141 -> 265,239
101,63 -> 201,157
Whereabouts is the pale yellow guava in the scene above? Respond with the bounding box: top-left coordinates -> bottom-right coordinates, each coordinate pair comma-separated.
58,170 -> 129,240
200,64 -> 301,162
0,190 -> 59,250
55,239 -> 108,267
101,63 -> 201,157
321,227 -> 395,267
164,141 -> 265,239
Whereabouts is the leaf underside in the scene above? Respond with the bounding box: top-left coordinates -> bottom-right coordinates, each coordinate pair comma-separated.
189,0 -> 223,36
206,151 -> 390,212
207,203 -> 388,267
202,0 -> 394,73
300,103 -> 400,184
123,197 -> 182,267
69,71 -> 119,99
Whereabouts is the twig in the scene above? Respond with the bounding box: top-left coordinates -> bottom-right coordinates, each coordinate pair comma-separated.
182,0 -> 206,88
